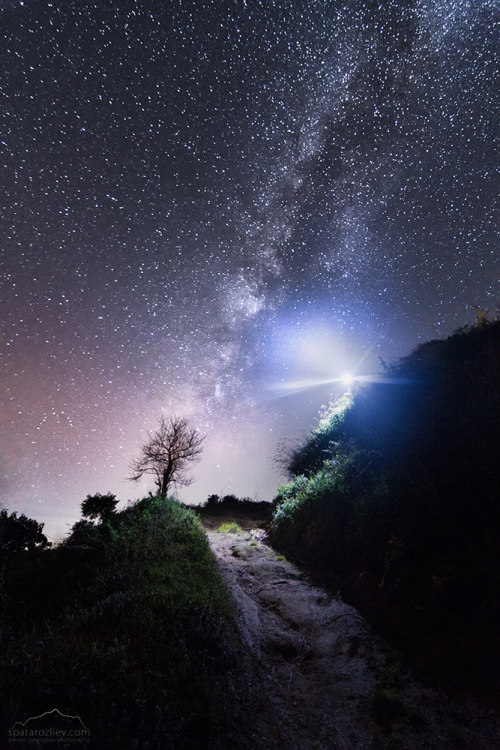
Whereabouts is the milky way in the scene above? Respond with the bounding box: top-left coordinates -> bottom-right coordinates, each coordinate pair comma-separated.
1,0 -> 497,538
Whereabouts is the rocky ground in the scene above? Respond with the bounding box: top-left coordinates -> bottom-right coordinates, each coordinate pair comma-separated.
203,518 -> 500,750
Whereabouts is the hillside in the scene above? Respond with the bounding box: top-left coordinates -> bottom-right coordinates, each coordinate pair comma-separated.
270,321 -> 500,701
1,497 -> 241,748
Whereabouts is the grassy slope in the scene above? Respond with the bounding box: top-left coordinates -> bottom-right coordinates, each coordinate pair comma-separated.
269,321 -> 500,701
2,497 -> 240,748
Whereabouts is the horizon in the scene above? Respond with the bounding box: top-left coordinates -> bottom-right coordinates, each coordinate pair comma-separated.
2,0 -> 496,541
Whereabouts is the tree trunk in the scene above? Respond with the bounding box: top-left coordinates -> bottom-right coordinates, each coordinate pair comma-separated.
160,470 -> 168,499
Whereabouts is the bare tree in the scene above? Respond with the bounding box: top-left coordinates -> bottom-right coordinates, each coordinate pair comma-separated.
129,416 -> 205,499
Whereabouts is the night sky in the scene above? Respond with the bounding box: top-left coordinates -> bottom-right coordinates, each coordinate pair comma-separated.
2,0 -> 497,540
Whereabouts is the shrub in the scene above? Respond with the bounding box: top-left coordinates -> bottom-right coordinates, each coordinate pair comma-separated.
0,509 -> 50,554
287,394 -> 354,476
2,496 -> 240,748
80,492 -> 118,522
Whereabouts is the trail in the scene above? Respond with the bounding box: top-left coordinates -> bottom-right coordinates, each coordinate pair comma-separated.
205,522 -> 499,750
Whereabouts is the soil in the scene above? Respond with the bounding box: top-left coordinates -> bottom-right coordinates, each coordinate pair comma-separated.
203,515 -> 500,750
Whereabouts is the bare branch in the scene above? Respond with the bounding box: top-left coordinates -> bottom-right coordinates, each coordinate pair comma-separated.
128,415 -> 205,498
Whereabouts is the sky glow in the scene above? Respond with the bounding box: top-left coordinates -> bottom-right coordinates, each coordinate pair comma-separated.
1,0 -> 496,539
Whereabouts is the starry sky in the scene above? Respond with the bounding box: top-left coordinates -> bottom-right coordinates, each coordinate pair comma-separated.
1,0 -> 497,540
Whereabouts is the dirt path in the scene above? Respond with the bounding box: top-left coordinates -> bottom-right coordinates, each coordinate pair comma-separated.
205,523 -> 499,750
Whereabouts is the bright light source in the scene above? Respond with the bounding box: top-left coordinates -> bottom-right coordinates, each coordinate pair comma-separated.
341,373 -> 354,386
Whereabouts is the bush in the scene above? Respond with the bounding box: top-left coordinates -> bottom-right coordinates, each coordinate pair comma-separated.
196,493 -> 273,521
0,509 -> 50,554
1,496 -> 240,748
80,492 -> 118,522
287,394 -> 354,477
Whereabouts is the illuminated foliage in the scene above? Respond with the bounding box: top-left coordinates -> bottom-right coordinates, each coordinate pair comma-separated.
271,322 -> 500,690
287,393 -> 354,477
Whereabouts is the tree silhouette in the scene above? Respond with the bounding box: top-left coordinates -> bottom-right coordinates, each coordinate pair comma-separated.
0,509 -> 50,553
129,415 -> 205,499
81,492 -> 118,522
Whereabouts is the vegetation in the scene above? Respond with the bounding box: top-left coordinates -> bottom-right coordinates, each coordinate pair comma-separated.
217,522 -> 243,534
2,321 -> 497,742
0,509 -> 51,554
1,496 -> 240,748
80,491 -> 118,522
129,415 -> 205,499
196,493 -> 273,521
270,320 -> 500,696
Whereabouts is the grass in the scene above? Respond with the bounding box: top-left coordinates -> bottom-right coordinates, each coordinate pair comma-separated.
217,522 -> 243,534
1,496 -> 241,749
